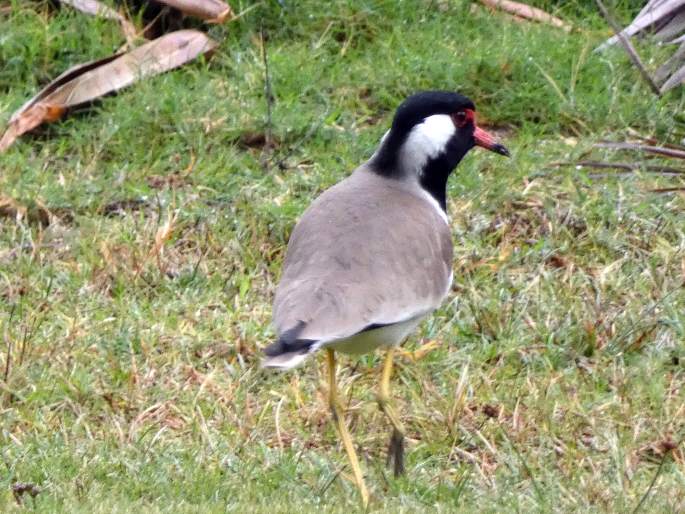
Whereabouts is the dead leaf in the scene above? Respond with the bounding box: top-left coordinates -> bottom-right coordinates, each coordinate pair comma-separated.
0,30 -> 217,153
146,172 -> 190,189
482,404 -> 501,419
0,196 -> 51,226
546,254 -> 570,269
61,0 -> 137,42
100,198 -> 149,217
155,0 -> 233,23
237,130 -> 281,149
478,0 -> 571,31
637,437 -> 680,464
239,131 -> 268,148
12,483 -> 41,506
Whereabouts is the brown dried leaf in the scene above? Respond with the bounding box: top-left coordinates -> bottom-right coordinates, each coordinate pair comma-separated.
546,254 -> 570,269
0,30 -> 217,153
146,172 -> 190,189
482,404 -> 501,419
12,483 -> 41,505
155,0 -> 233,23
61,0 -> 137,42
478,0 -> 571,31
0,196 -> 51,226
637,437 -> 679,463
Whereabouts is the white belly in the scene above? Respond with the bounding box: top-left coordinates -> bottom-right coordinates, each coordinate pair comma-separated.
326,315 -> 426,355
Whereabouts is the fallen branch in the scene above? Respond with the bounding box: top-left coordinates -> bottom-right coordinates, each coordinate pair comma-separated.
648,186 -> 685,193
659,59 -> 685,92
594,141 -> 685,159
626,131 -> 685,151
597,0 -> 685,50
550,160 -> 685,175
155,0 -> 233,23
61,0 -> 137,42
595,0 -> 661,96
478,0 -> 571,31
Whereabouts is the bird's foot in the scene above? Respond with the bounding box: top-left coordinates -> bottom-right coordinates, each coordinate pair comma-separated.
386,427 -> 405,477
398,340 -> 441,361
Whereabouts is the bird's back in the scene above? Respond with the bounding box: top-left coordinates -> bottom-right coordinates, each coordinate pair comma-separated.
273,166 -> 453,344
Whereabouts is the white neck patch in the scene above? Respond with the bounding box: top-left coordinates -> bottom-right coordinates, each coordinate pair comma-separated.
399,114 -> 455,176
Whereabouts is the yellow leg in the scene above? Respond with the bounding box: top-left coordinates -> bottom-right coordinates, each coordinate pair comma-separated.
377,348 -> 406,477
326,349 -> 369,509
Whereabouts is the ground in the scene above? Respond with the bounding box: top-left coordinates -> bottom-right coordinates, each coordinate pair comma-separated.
1,0 -> 684,512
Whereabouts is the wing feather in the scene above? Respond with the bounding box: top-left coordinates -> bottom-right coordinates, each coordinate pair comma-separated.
273,168 -> 452,342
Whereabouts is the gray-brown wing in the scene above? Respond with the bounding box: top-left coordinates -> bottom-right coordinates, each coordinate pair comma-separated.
272,169 -> 453,342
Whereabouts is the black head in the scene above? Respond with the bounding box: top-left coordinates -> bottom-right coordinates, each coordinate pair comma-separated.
370,90 -> 509,210
390,91 -> 475,136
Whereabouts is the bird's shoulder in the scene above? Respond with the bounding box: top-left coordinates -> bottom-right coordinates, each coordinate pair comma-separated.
290,166 -> 450,247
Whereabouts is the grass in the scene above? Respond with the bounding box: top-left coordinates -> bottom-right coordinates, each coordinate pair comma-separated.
1,0 -> 685,511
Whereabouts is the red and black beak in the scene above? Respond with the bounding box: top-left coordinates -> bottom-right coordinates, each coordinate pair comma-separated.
473,126 -> 510,157
457,108 -> 510,157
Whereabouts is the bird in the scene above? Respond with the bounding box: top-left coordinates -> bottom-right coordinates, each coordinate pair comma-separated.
262,91 -> 509,508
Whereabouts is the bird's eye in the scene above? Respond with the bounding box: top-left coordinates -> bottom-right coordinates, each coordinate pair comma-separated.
453,111 -> 468,128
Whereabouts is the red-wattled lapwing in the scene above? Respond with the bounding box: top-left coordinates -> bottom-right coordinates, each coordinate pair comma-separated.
263,91 -> 509,507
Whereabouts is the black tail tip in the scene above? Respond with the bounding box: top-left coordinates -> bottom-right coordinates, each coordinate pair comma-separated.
264,321 -> 316,357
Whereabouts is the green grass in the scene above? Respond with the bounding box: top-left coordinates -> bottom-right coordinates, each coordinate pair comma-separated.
1,0 -> 685,511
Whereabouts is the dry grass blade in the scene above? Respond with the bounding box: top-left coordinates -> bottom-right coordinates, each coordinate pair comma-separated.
0,30 -> 217,153
151,209 -> 179,273
155,0 -> 232,23
478,0 -> 571,31
61,0 -> 137,42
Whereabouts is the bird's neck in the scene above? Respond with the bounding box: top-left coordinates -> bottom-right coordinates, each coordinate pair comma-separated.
369,121 -> 468,211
